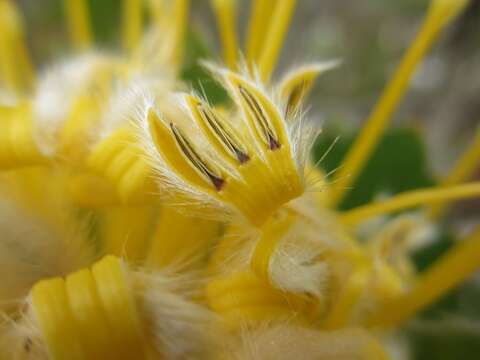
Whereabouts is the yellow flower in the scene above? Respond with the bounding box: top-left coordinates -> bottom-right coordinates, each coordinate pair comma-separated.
0,0 -> 478,359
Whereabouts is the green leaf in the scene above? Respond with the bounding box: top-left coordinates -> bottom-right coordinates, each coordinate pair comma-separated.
313,126 -> 435,211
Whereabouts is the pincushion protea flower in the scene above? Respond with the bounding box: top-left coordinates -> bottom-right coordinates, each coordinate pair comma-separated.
0,0 -> 479,359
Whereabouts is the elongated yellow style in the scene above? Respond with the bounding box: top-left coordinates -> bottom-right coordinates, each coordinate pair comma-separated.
341,182 -> 480,226
251,212 -> 297,283
430,128 -> 480,218
0,0 -> 34,93
211,0 -> 239,69
369,226 -> 480,328
258,0 -> 297,81
31,256 -> 147,360
329,0 -> 471,206
64,0 -> 92,51
245,0 -> 272,65
122,0 -> 143,54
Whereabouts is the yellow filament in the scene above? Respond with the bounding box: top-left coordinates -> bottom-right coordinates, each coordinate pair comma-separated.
210,0 -> 238,69
64,0 -> 93,51
0,0 -> 34,93
251,212 -> 297,283
329,0 -> 470,206
323,265 -> 369,329
368,226 -> 480,328
258,0 -> 297,81
147,207 -> 219,268
31,256 -> 146,360
245,0 -> 272,65
430,128 -> 480,218
122,0 -> 143,54
341,182 -> 480,226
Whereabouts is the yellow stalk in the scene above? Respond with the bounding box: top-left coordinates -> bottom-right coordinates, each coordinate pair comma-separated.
328,0 -> 470,206
341,182 -> 480,226
64,0 -> 93,51
245,0 -> 272,65
0,0 -> 34,93
258,0 -> 297,81
166,0 -> 189,68
210,0 -> 239,69
122,0 -> 143,54
147,0 -> 165,25
368,226 -> 480,328
430,128 -> 480,218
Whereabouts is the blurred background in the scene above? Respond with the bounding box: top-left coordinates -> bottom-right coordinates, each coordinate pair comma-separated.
15,0 -> 480,358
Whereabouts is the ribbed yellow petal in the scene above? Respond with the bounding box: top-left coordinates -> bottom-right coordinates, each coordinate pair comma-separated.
32,256 -> 147,360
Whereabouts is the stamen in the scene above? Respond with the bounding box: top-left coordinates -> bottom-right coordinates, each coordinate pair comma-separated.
148,109 -> 224,193
368,226 -> 480,328
185,95 -> 250,165
245,0 -> 272,65
341,182 -> 480,226
122,0 -> 143,53
430,128 -> 480,218
64,0 -> 93,51
279,62 -> 340,119
258,0 -> 297,81
170,123 -> 225,191
210,0 -> 239,69
239,85 -> 281,150
328,0 -> 470,206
